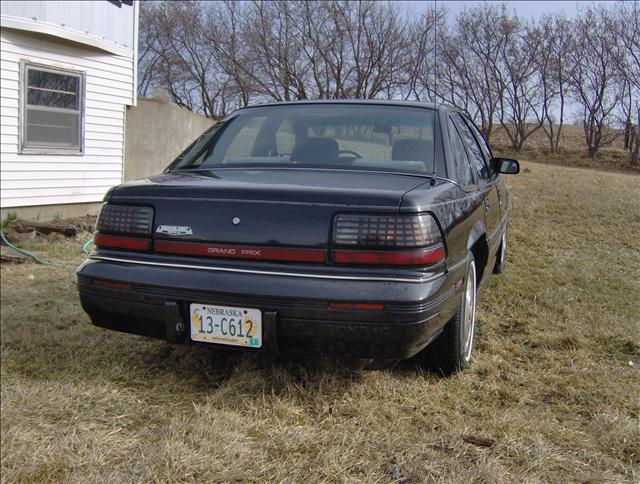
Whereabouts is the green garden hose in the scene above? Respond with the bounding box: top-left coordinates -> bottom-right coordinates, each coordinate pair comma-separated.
82,238 -> 94,254
0,229 -> 91,268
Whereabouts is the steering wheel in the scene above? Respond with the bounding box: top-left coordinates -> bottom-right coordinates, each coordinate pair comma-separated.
339,149 -> 363,159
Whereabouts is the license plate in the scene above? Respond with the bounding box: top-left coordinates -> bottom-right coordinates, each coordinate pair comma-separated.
189,303 -> 262,348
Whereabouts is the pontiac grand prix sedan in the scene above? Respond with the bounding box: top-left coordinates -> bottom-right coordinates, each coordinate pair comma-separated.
77,100 -> 519,373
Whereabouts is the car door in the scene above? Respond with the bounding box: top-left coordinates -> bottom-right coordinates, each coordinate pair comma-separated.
451,113 -> 502,257
464,117 -> 508,225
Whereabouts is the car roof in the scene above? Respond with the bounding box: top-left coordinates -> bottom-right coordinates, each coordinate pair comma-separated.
239,98 -> 454,113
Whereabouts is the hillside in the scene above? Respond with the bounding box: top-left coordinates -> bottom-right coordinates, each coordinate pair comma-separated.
491,123 -> 635,172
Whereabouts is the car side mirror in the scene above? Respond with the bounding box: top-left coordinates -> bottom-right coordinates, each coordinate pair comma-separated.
492,157 -> 520,174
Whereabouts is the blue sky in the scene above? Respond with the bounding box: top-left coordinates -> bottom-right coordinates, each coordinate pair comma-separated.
404,1 -> 603,19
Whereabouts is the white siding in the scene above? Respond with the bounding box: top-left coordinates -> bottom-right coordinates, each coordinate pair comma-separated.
0,28 -> 133,208
1,0 -> 136,50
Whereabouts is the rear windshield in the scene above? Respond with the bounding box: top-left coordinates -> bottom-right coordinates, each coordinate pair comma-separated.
168,104 -> 445,176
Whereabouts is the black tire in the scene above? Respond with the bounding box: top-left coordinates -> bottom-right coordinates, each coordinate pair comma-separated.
420,253 -> 477,375
493,226 -> 508,274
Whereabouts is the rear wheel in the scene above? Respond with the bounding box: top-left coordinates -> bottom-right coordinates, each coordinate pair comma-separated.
421,253 -> 477,374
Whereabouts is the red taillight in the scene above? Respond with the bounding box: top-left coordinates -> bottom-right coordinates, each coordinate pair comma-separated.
332,213 -> 445,266
329,302 -> 385,311
333,245 -> 445,266
94,204 -> 154,252
94,233 -> 150,251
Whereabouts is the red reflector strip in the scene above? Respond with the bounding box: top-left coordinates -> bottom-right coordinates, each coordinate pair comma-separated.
329,302 -> 385,311
93,278 -> 130,290
155,240 -> 327,263
333,245 -> 446,266
94,233 -> 150,251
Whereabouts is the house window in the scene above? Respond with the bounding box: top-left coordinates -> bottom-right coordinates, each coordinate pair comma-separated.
21,63 -> 84,153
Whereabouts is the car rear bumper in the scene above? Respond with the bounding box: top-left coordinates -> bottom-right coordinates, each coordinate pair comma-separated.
76,255 -> 465,360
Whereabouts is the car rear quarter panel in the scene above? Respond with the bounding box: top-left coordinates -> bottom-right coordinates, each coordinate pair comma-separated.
401,181 -> 486,272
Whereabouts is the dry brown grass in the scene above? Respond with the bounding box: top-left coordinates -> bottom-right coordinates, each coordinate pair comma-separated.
2,161 -> 639,482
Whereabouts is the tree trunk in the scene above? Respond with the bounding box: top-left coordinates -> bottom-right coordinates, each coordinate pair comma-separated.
623,118 -> 631,150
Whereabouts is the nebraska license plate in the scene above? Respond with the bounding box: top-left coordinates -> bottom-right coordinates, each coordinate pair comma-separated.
189,303 -> 262,348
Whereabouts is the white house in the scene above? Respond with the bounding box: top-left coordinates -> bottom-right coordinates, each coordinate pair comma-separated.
0,0 -> 138,219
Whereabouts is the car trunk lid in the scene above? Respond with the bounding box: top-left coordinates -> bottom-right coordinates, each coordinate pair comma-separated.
108,168 -> 429,249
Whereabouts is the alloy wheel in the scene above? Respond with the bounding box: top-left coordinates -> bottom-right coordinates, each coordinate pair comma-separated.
461,259 -> 477,362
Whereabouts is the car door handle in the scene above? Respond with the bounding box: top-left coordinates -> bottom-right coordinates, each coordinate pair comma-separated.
484,199 -> 491,211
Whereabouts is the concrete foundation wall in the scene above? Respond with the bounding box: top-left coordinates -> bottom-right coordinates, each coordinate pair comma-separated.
124,97 -> 214,181
1,202 -> 103,222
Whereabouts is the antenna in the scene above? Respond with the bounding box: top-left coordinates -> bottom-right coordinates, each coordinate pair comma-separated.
430,0 -> 438,187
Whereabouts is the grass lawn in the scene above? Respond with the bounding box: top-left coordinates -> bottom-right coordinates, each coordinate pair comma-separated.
1,161 -> 639,482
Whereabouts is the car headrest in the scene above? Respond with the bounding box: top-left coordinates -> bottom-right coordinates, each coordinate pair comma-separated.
391,139 -> 433,162
290,137 -> 339,164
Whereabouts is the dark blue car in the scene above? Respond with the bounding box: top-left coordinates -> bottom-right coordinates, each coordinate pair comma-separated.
77,100 -> 519,373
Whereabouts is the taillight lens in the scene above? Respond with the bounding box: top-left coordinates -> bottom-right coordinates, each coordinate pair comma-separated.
333,246 -> 445,265
94,233 -> 151,252
96,204 -> 153,236
94,204 -> 153,251
332,213 -> 445,266
333,214 -> 441,247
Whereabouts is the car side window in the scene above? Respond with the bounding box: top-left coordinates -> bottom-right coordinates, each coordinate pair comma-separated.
448,118 -> 474,186
451,113 -> 491,181
466,119 -> 492,160
463,117 -> 495,177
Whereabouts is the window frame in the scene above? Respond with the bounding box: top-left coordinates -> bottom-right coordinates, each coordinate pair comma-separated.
19,61 -> 86,155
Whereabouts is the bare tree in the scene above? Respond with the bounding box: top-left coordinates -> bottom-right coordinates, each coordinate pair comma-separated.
569,7 -> 622,159
203,1 -> 252,110
496,15 -> 545,152
296,1 -> 408,100
537,13 -> 575,153
137,2 -> 161,97
607,1 -> 640,164
339,1 -> 408,98
137,2 -> 233,118
234,1 -> 310,102
136,0 -> 635,163
440,4 -> 507,140
402,6 -> 447,103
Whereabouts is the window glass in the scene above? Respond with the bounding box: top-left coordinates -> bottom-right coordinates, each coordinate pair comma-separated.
170,104 -> 445,176
306,124 -> 390,159
22,65 -> 83,152
464,117 -> 494,176
451,113 -> 490,181
26,110 -> 79,147
275,119 -> 296,155
223,116 -> 266,159
448,118 -> 474,186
